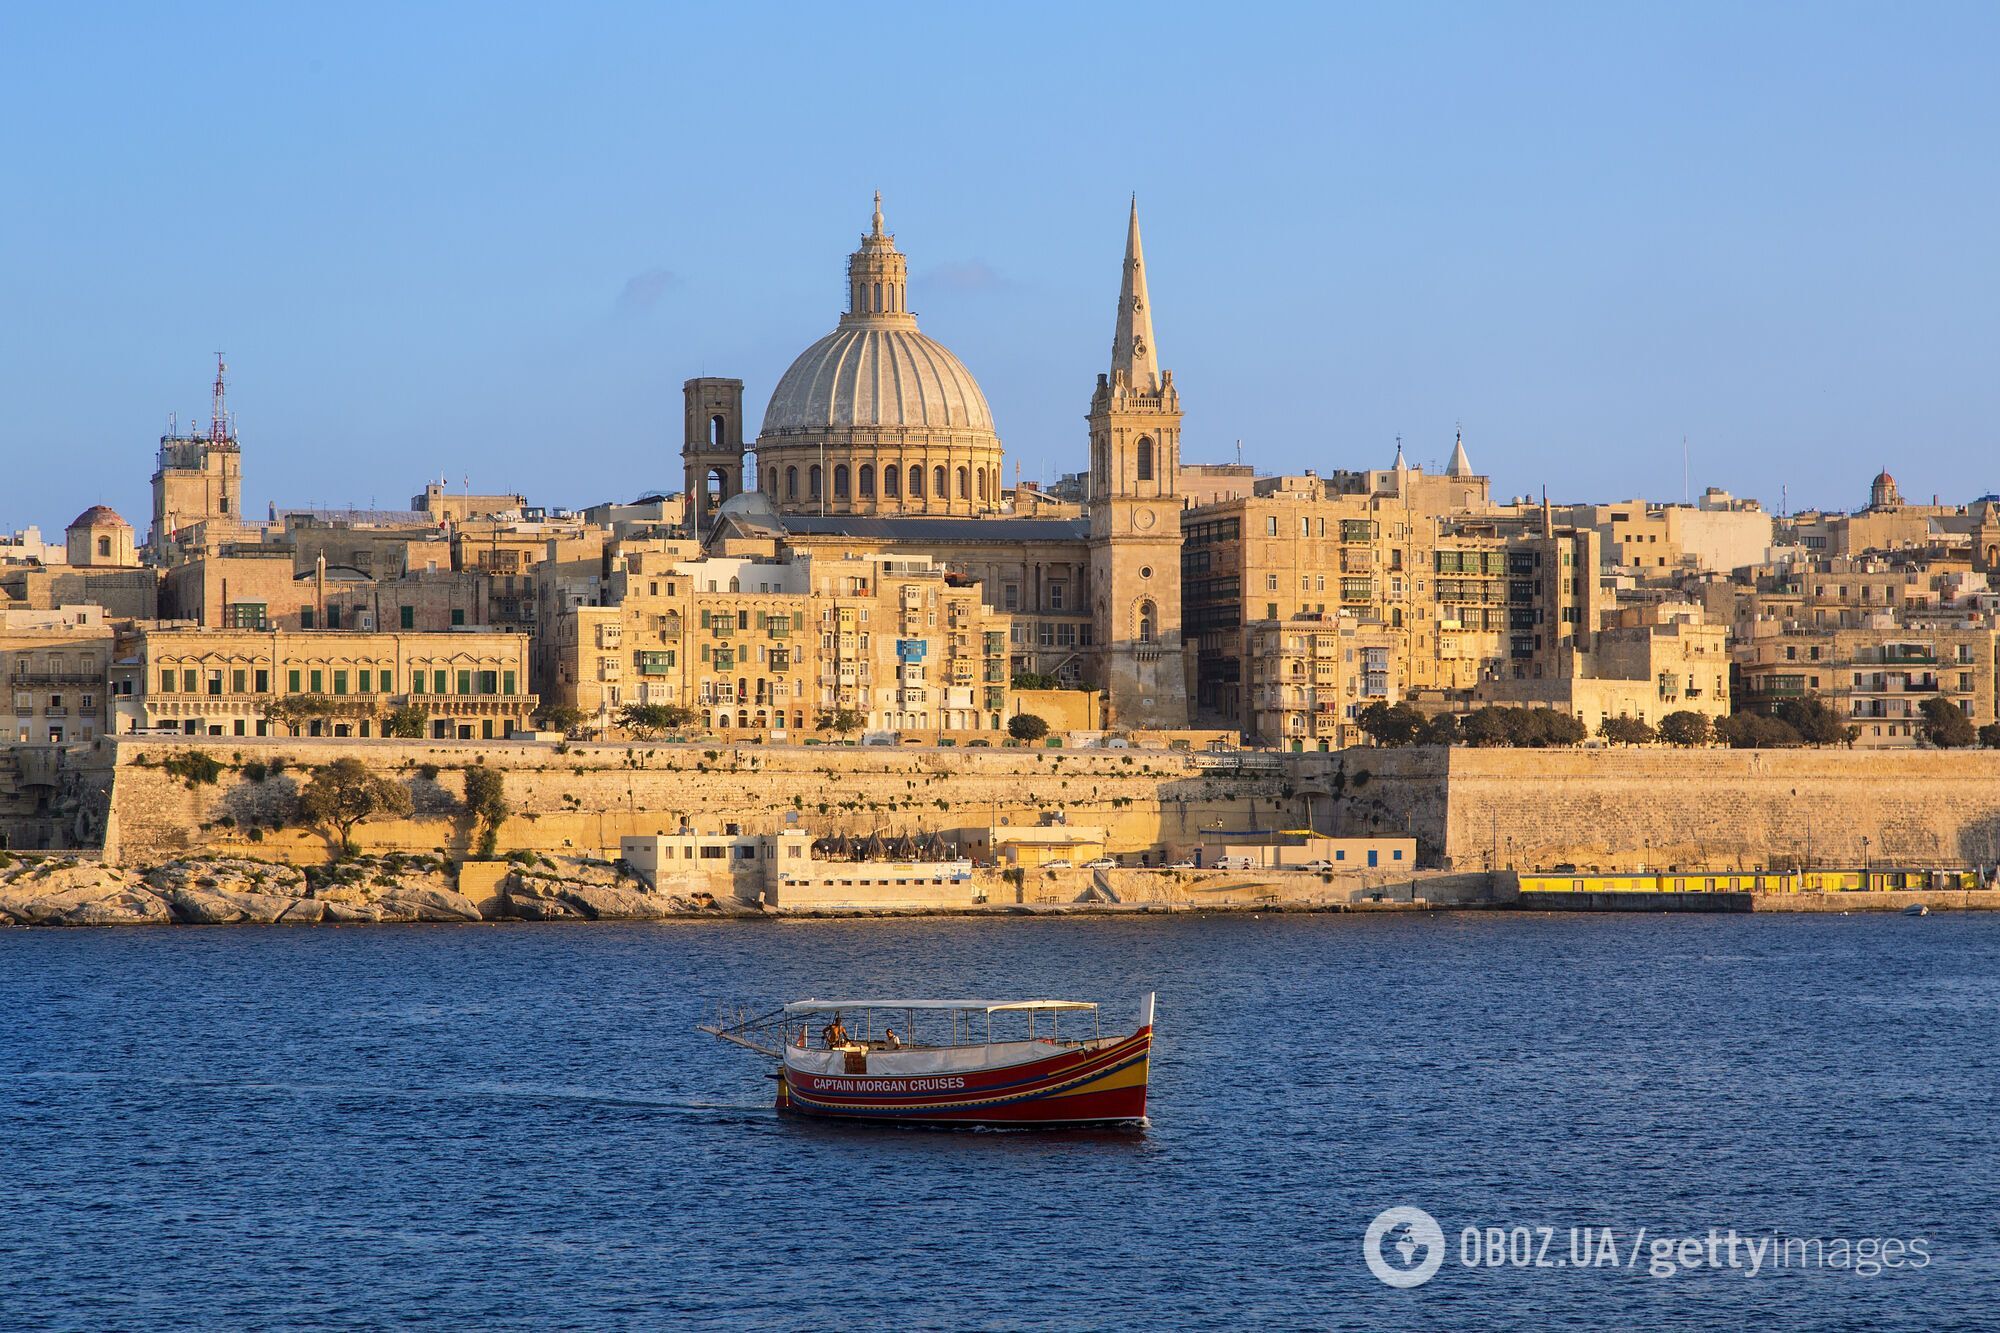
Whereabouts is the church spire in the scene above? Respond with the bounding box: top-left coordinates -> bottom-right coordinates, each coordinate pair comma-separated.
871,189 -> 884,238
845,190 -> 911,325
1111,195 -> 1160,392
1446,429 -> 1473,478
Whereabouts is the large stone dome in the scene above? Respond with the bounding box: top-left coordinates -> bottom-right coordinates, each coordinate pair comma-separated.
763,325 -> 994,435
753,195 -> 1005,516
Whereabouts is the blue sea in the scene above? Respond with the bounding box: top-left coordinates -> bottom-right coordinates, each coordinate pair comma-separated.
2,913 -> 1995,1331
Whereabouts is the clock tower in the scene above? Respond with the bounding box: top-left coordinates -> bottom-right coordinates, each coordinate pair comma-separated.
1087,198 -> 1190,729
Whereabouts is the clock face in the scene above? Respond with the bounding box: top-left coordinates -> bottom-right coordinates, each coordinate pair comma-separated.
1134,508 -> 1156,531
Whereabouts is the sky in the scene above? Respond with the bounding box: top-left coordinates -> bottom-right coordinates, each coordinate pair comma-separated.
3,2 -> 1997,536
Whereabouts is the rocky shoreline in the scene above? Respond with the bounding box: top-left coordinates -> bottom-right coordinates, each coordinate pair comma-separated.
0,854 -> 753,927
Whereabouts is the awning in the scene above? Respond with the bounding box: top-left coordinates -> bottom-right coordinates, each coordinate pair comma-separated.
783,998 -> 1097,1015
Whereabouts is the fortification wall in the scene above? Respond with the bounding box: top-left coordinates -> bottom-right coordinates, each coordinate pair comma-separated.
1310,747 -> 2000,872
102,738 -> 1296,868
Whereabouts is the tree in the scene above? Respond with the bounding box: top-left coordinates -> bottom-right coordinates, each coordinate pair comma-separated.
1356,701 -> 1425,747
1598,716 -> 1657,746
381,704 -> 429,739
816,708 -> 864,737
1008,712 -> 1050,742
462,765 -> 510,858
1417,712 -> 1461,747
263,694 -> 338,736
1460,707 -> 1513,747
1775,694 -> 1849,747
1715,711 -> 1800,749
1519,709 -> 1587,747
298,758 -> 412,856
1010,671 -> 1061,690
1981,722 -> 2000,749
1657,710 -> 1713,747
532,703 -> 589,737
1920,696 -> 1977,749
617,702 -> 696,740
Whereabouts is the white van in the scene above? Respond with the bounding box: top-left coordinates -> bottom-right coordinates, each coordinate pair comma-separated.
1213,854 -> 1256,871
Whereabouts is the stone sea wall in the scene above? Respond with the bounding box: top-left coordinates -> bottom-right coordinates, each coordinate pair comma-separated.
101,737 -> 1297,868
1308,747 -> 2000,871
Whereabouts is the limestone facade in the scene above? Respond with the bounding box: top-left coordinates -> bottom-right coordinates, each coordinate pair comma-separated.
134,626 -> 536,738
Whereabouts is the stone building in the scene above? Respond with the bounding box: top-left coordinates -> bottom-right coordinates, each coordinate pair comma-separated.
1,606 -> 115,744
65,507 -> 139,569
694,197 -> 1188,727
149,358 -> 249,565
538,545 -> 1010,739
1476,614 -> 1731,731
134,627 -> 535,738
1734,623 -> 1998,747
1244,613 -> 1401,750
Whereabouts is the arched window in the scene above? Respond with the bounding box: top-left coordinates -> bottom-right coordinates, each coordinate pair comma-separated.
858,464 -> 875,497
768,467 -> 778,495
1136,437 -> 1155,482
711,414 -> 726,446
873,281 -> 883,312
956,467 -> 969,499
707,467 -> 726,500
833,464 -> 849,499
97,536 -> 111,558
1138,600 -> 1157,644
728,577 -> 740,593
909,465 -> 924,498
933,465 -> 947,499
809,464 -> 823,500
884,466 -> 900,497
785,466 -> 798,500
976,469 -> 987,502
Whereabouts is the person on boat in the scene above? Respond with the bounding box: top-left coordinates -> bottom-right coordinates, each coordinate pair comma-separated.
883,1028 -> 902,1050
827,1016 -> 850,1047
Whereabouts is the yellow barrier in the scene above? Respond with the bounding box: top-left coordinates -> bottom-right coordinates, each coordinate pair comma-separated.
1518,869 -> 1984,894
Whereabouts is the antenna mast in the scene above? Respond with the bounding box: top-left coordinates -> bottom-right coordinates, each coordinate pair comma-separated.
209,353 -> 230,444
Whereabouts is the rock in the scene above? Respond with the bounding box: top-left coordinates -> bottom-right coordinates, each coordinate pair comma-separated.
376,886 -> 484,922
0,863 -> 169,927
553,882 -> 674,920
144,858 -> 307,899
163,884 -> 319,925
501,888 -> 581,920
320,899 -> 383,924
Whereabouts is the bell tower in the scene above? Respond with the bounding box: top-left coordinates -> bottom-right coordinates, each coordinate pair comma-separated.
683,377 -> 745,539
1087,198 -> 1189,729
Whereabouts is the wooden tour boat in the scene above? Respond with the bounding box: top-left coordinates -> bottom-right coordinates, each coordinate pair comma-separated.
701,994 -> 1155,1129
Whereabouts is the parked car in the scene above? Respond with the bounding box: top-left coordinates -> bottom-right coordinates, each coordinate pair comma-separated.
1167,860 -> 1197,870
1043,858 -> 1072,870
1299,860 -> 1334,872
1083,857 -> 1116,870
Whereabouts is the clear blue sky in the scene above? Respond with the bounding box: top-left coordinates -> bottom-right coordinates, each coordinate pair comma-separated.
3,2 -> 1996,534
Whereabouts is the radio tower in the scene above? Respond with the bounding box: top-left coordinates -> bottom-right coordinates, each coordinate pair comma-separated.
208,353 -> 230,444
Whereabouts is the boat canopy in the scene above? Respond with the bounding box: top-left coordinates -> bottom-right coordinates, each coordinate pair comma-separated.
783,998 -> 1098,1015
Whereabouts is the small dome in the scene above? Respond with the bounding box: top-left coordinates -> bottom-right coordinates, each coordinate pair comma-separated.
716,490 -> 777,518
1873,470 -> 1896,487
68,505 -> 130,530
762,326 -> 995,436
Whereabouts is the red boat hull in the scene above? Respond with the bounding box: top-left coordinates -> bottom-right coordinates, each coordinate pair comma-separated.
778,1027 -> 1152,1128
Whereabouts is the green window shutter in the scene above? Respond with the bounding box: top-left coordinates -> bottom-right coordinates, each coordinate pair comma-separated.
381,670 -> 393,693
161,668 -> 175,692
457,671 -> 472,695
255,670 -> 268,693
288,670 -> 301,692
478,670 -> 497,694
434,669 -> 447,694
451,609 -> 465,626
333,671 -> 348,696
400,605 -> 414,629
502,671 -> 516,695
182,669 -> 196,692
301,608 -> 315,629
358,670 -> 372,693
310,670 -> 323,692
412,672 -> 425,694
231,670 -> 245,692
